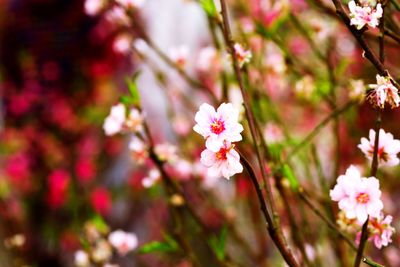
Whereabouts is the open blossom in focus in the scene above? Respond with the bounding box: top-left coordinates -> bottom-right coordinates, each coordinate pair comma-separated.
358,129 -> 400,167
367,75 -> 400,109
348,1 -> 382,30
368,213 -> 395,249
169,46 -> 189,68
233,43 -> 252,68
128,136 -> 147,163
84,0 -> 106,16
142,169 -> 161,188
200,141 -> 243,179
108,230 -> 138,256
330,165 -> 383,224
103,104 -> 126,136
193,103 -> 243,152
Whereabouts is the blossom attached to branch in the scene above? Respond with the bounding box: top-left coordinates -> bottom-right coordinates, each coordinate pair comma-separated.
367,75 -> 400,109
330,165 -> 383,224
193,103 -> 243,152
108,230 -> 138,256
368,213 -> 395,249
200,141 -> 243,179
233,43 -> 252,68
348,1 -> 382,30
358,129 -> 400,167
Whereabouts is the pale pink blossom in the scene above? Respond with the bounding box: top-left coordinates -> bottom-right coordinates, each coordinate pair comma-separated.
125,108 -> 143,132
108,230 -> 138,256
367,75 -> 400,108
74,250 -> 90,267
169,46 -> 189,68
172,115 -> 191,136
263,123 -> 284,144
368,213 -> 395,249
193,103 -> 243,152
348,1 -> 382,30
172,159 -> 193,180
142,169 -> 161,188
154,143 -> 178,163
295,75 -> 315,99
349,79 -> 365,101
103,104 -> 126,136
200,141 -> 243,179
113,34 -> 132,54
84,0 -> 106,16
330,165 -> 383,224
116,0 -> 145,9
233,43 -> 252,68
105,6 -> 130,26
128,136 -> 147,163
196,46 -> 220,73
358,129 -> 400,167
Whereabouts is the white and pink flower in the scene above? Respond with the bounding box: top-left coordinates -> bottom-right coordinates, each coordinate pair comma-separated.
193,103 -> 243,152
200,141 -> 243,179
116,0 -> 146,9
368,213 -> 395,249
367,75 -> 400,109
169,46 -> 189,68
108,230 -> 138,256
330,165 -> 383,224
348,1 -> 382,30
358,129 -> 400,167
84,0 -> 106,16
142,169 -> 161,188
129,136 -> 148,163
103,103 -> 126,136
154,143 -> 178,163
233,43 -> 252,68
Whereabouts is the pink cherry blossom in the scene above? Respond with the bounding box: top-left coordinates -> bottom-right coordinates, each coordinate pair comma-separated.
196,46 -> 220,73
113,34 -> 132,54
169,46 -> 189,68
128,136 -> 148,163
142,169 -> 161,188
233,43 -> 252,68
103,103 -> 126,136
108,230 -> 138,256
154,143 -> 178,163
358,129 -> 400,167
368,213 -> 395,249
193,103 -> 243,152
330,165 -> 383,224
367,75 -> 400,109
200,141 -> 243,179
84,0 -> 106,16
348,1 -> 382,30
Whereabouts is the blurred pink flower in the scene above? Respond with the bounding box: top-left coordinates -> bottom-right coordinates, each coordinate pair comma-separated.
348,1 -> 382,30
193,103 -> 243,152
84,0 -> 106,16
368,213 -> 395,249
200,141 -> 243,179
116,0 -> 145,9
128,136 -> 148,164
367,75 -> 399,109
358,129 -> 400,167
75,158 -> 96,184
47,170 -> 70,208
142,169 -> 161,188
154,143 -> 178,163
169,46 -> 189,68
90,187 -> 112,215
108,230 -> 138,256
330,165 -> 383,224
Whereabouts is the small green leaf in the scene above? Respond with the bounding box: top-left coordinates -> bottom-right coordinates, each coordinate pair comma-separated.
208,225 -> 227,260
200,0 -> 217,17
282,164 -> 299,192
138,241 -> 178,254
91,214 -> 109,234
125,72 -> 141,106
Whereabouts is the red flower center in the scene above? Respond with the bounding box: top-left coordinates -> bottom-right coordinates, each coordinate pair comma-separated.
210,118 -> 225,135
215,147 -> 229,160
356,192 -> 370,204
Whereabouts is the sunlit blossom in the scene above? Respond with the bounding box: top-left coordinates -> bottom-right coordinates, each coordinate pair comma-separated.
193,103 -> 243,152
103,104 -> 126,136
200,141 -> 243,179
367,75 -> 400,109
358,129 -> 400,167
348,1 -> 382,30
368,213 -> 395,249
233,43 -> 252,68
108,230 -> 138,256
330,165 -> 383,224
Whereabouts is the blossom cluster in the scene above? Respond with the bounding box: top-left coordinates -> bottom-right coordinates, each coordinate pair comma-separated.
193,103 -> 244,179
73,221 -> 138,267
330,127 -> 398,249
348,1 -> 382,30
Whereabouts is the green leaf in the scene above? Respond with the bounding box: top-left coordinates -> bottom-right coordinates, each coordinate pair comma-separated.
138,234 -> 179,254
208,225 -> 227,260
125,72 -> 141,106
200,0 -> 217,17
281,164 -> 299,192
91,214 -> 109,234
